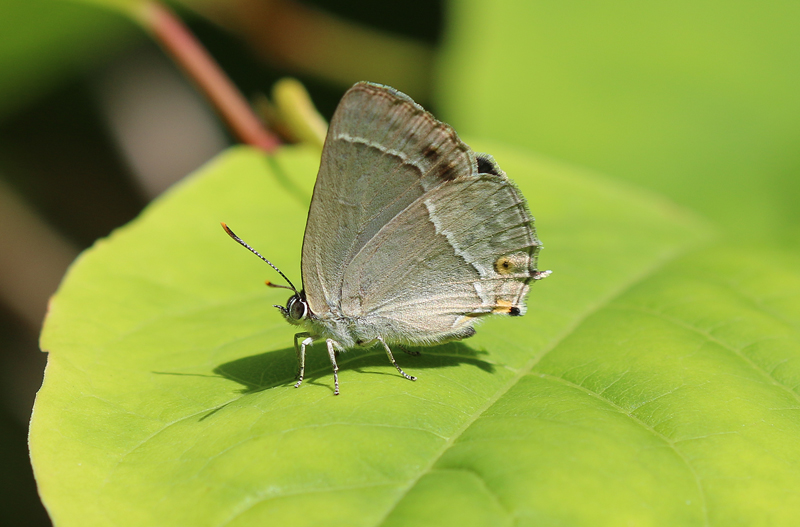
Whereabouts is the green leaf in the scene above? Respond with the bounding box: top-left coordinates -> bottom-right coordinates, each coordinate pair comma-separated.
40,140 -> 796,526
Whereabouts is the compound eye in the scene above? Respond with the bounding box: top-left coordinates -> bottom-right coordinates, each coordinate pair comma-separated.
287,296 -> 307,320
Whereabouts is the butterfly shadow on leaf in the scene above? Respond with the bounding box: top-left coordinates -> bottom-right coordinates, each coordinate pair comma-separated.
212,341 -> 496,396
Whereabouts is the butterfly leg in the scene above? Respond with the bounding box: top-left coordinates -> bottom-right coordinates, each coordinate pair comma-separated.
325,338 -> 341,395
378,336 -> 417,381
293,333 -> 312,389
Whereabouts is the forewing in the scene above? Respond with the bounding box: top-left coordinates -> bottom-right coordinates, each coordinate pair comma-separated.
301,82 -> 476,316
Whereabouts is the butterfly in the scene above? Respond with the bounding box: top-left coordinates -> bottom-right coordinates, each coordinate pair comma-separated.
223,82 -> 549,394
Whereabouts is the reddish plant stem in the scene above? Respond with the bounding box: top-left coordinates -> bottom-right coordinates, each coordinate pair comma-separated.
137,1 -> 280,153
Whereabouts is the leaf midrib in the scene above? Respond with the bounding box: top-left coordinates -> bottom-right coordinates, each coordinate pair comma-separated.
85,237 -> 704,526
366,241 -> 701,525
190,239 -> 698,527
205,240 -> 702,527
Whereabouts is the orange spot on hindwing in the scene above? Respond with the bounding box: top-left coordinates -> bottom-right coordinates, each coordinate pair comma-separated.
494,252 -> 530,275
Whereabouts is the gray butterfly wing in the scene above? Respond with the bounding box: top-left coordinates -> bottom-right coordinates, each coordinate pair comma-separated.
340,156 -> 542,344
301,82 -> 477,317
302,82 -> 543,343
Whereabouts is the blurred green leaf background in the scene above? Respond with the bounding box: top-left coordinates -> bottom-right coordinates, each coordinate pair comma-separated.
438,0 -> 800,244
3,0 -> 799,525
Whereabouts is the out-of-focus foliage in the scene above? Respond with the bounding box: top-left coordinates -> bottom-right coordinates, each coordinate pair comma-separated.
0,0 -> 137,120
439,0 -> 800,245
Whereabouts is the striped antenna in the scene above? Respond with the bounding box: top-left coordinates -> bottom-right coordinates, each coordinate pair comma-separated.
220,222 -> 299,293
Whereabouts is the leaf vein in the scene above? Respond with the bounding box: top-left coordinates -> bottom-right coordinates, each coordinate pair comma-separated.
535,372 -> 710,526
374,243 -> 700,525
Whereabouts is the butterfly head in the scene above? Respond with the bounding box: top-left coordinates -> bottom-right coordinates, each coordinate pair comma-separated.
276,291 -> 310,325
